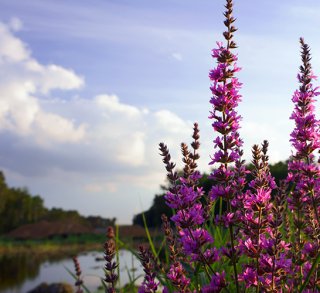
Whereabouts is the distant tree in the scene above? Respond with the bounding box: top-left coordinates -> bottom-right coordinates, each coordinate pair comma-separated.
41,208 -> 90,226
0,171 -> 88,233
133,194 -> 172,228
86,215 -> 116,229
31,196 -> 47,222
269,160 -> 288,185
0,176 -> 47,234
0,170 -> 121,234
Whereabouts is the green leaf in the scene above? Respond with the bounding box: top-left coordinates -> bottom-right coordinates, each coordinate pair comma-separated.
142,212 -> 157,257
299,250 -> 320,292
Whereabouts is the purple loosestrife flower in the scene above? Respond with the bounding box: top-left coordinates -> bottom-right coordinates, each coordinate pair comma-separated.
171,203 -> 204,227
138,245 -> 159,293
209,45 -> 242,166
167,262 -> 191,292
262,183 -> 293,292
154,0 -> 320,291
288,38 -> 320,226
179,228 -> 213,257
208,3 -> 244,202
238,267 -> 257,288
103,226 -> 118,293
239,148 -> 292,292
165,185 -> 203,210
202,247 -> 220,264
159,124 -> 217,275
287,38 -> 320,289
239,142 -> 279,291
202,272 -> 227,293
208,1 -> 246,291
162,214 -> 182,263
72,256 -> 83,293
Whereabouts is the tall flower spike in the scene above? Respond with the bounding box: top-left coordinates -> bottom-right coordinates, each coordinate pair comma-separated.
103,226 -> 118,293
208,0 -> 244,291
160,124 -> 221,287
161,214 -> 181,263
209,0 -> 243,209
289,38 -> 320,161
267,183 -> 291,292
288,39 -> 320,233
159,142 -> 179,192
287,38 -> 320,289
72,256 -> 83,293
181,123 -> 201,186
223,0 -> 237,48
138,245 -> 159,293
239,141 -> 278,291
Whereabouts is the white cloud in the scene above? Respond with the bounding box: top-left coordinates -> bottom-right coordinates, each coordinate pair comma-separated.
0,22 -> 29,62
155,109 -> 190,134
116,131 -> 145,166
87,94 -> 192,168
0,18 -> 211,223
0,83 -> 39,135
34,111 -> 87,144
39,64 -> 84,94
241,120 -> 291,163
0,19 -> 86,144
95,94 -> 141,118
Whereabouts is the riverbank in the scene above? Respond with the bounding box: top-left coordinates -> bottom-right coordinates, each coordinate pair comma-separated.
0,234 -> 105,256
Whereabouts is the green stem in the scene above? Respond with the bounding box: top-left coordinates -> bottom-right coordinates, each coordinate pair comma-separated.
228,223 -> 240,293
299,251 -> 320,292
255,208 -> 263,293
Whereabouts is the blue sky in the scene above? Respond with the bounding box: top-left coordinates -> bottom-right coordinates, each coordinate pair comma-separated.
0,0 -> 320,223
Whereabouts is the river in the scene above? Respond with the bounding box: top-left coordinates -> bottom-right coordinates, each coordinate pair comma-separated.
0,250 -> 144,293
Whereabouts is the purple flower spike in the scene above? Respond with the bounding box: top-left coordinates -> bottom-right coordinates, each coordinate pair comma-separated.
288,38 -> 320,220
167,262 -> 191,292
202,271 -> 227,293
138,246 -> 159,293
208,1 -> 246,291
179,228 -> 213,257
238,266 -> 257,288
287,37 -> 320,289
159,122 -> 216,278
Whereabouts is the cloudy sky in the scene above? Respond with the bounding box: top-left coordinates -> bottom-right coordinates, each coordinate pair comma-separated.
0,0 -> 320,223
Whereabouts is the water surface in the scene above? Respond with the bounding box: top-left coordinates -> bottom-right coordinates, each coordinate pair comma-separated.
0,250 -> 143,293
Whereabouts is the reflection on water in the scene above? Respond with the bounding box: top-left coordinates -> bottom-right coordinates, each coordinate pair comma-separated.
0,250 -> 143,293
0,253 -> 41,291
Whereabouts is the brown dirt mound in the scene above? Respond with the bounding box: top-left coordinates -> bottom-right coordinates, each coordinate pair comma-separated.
7,220 -> 93,240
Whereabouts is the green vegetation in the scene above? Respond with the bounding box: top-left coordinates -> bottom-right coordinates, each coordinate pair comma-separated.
0,234 -> 105,255
0,171 -> 47,234
0,171 -> 116,235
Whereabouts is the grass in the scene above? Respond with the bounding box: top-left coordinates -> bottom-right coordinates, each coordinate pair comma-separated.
0,234 -> 105,256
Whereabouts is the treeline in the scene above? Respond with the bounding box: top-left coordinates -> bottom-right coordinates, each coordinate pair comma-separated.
0,171 -> 116,234
133,161 -> 288,228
